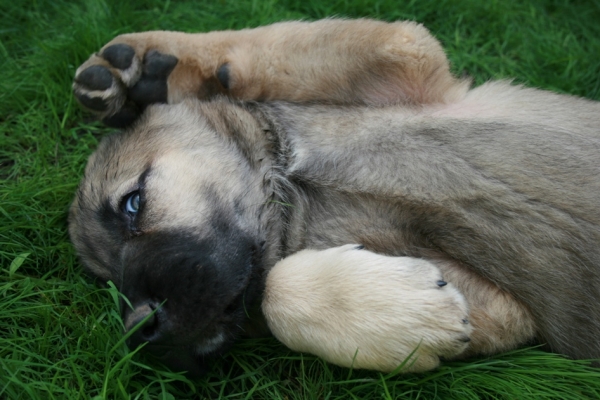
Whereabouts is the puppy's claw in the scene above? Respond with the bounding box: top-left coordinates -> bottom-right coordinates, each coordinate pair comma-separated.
437,280 -> 447,287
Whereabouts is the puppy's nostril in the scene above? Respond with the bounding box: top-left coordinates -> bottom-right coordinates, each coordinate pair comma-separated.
124,303 -> 161,347
141,314 -> 158,338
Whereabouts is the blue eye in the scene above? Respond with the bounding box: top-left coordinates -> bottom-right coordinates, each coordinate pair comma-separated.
124,191 -> 140,215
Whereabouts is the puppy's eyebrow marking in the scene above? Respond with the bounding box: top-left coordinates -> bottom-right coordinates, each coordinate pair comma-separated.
137,165 -> 153,189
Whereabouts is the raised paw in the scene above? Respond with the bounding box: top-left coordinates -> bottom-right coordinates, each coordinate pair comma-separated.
73,43 -> 178,127
262,245 -> 472,373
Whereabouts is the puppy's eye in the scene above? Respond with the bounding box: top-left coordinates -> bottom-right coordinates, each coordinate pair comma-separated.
124,191 -> 140,215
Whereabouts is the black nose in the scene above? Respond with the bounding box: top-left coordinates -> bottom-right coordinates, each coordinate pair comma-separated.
123,302 -> 162,349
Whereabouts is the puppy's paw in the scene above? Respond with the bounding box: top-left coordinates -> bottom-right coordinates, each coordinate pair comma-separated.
73,44 -> 177,127
263,245 -> 471,373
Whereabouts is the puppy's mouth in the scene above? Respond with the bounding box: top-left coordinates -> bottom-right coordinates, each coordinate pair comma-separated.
124,239 -> 266,377
140,278 -> 262,378
140,332 -> 230,377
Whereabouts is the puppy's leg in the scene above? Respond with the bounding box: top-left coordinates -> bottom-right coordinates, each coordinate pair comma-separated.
73,19 -> 469,126
435,259 -> 537,358
262,245 -> 472,373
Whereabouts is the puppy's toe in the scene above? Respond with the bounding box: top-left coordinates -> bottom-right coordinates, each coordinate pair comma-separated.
73,65 -> 115,113
102,44 -> 136,70
75,65 -> 114,91
142,50 -> 178,79
73,55 -> 126,118
124,51 -> 177,108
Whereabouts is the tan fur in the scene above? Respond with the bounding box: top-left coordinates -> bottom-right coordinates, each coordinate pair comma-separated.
70,19 -> 600,374
262,245 -> 536,371
73,19 -> 469,119
263,245 -> 472,372
433,259 -> 536,357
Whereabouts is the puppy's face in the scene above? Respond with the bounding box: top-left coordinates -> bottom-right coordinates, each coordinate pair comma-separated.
69,99 -> 279,375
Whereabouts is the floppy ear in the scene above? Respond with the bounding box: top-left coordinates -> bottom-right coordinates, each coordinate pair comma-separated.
193,97 -> 274,169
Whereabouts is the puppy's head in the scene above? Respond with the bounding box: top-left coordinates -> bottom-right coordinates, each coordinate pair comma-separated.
69,98 -> 281,376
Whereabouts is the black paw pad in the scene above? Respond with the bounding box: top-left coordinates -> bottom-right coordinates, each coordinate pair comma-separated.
354,245 -> 365,250
142,50 -> 178,78
102,103 -> 140,128
75,65 -> 113,91
436,280 -> 447,287
102,44 -> 136,70
217,63 -> 230,89
129,79 -> 168,106
75,93 -> 108,112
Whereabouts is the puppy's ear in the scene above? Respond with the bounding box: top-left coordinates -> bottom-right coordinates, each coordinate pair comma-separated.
196,97 -> 274,168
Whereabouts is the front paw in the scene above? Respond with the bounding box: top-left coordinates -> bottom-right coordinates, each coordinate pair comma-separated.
263,245 -> 472,373
73,42 -> 177,127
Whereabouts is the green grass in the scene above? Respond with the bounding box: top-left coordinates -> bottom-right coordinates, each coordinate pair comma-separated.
1,0 -> 600,398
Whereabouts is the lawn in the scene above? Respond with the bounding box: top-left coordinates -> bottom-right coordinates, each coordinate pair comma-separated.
1,0 -> 600,398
